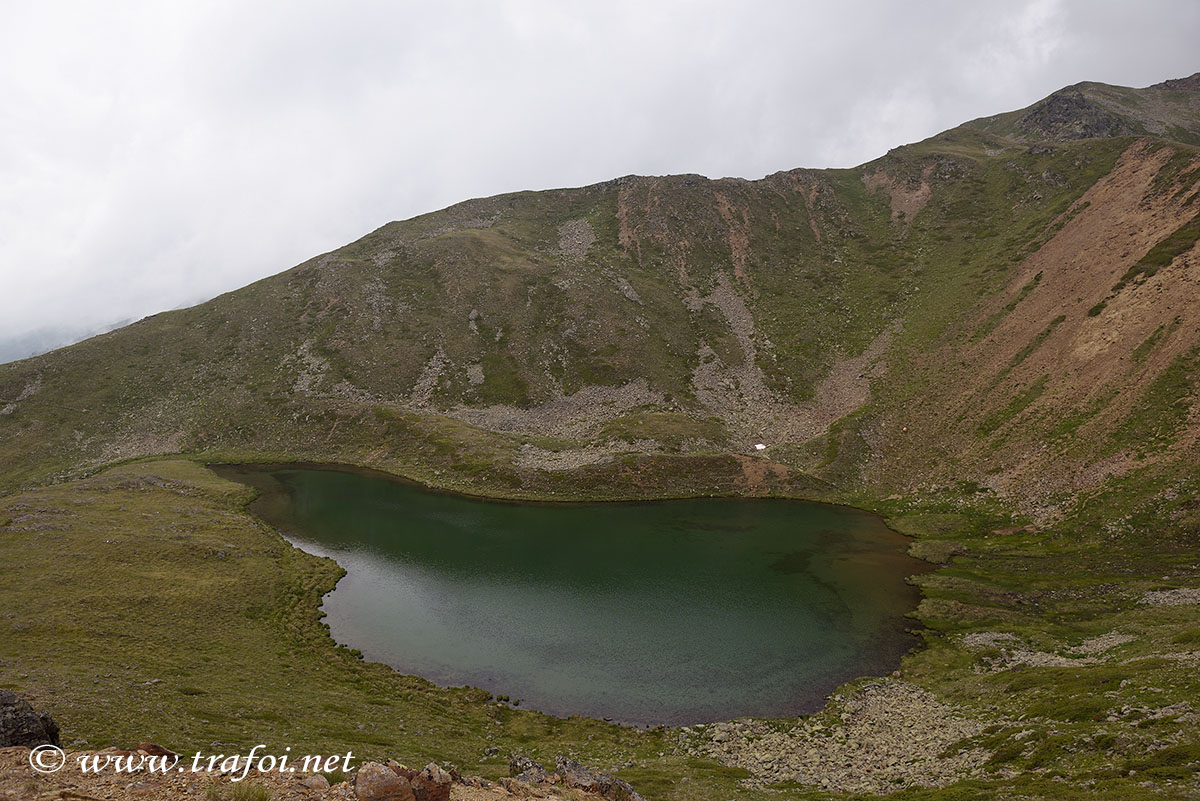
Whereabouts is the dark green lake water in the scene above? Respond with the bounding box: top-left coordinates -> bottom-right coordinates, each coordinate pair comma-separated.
217,464 -> 925,725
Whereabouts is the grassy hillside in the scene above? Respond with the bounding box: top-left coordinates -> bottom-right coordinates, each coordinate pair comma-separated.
3,75 -> 1200,799
2,128 -> 1197,514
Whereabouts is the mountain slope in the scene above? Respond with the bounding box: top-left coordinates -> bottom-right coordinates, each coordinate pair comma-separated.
1,78 -> 1199,518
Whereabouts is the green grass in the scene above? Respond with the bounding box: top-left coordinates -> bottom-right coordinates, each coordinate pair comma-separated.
1113,210 -> 1200,291
978,374 -> 1048,436
1109,345 -> 1200,454
1172,627 -> 1200,644
1007,316 -> 1065,373
973,270 -> 1043,341
229,785 -> 273,801
599,412 -> 727,451
1131,322 -> 1172,363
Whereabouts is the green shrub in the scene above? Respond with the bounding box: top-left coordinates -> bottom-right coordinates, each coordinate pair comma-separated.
1172,627 -> 1200,644
1122,743 -> 1200,780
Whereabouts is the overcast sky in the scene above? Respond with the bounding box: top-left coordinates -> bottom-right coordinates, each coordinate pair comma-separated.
2,0 -> 1198,360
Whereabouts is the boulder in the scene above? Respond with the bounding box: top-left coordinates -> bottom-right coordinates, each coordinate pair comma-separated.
508,754 -> 547,783
301,772 -> 330,790
414,763 -> 452,801
354,761 -> 415,801
554,756 -> 644,801
607,776 -> 646,801
0,690 -> 60,748
390,762 -> 451,801
499,776 -> 546,797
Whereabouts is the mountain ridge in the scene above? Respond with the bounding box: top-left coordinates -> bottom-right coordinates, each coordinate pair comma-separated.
1,75 -> 1198,518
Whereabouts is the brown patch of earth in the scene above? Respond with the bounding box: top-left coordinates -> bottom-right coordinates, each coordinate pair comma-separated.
863,165 -> 935,231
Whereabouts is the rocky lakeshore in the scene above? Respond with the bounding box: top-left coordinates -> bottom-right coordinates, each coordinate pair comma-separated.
680,680 -> 993,795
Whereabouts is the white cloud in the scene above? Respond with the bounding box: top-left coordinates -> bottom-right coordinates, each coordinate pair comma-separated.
0,0 -> 1197,353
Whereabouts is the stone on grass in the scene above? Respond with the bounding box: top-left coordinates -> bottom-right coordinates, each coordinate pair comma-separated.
0,690 -> 60,748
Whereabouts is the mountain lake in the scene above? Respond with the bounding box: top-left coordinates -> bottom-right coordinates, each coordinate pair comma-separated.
215,463 -> 927,726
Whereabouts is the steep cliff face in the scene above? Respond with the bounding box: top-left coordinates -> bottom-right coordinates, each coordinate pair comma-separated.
1,78 -> 1198,514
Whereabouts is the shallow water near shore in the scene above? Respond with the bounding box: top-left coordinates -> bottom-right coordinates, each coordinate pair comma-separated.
217,463 -> 926,726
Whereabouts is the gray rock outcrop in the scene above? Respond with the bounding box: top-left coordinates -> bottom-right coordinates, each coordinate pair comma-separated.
0,690 -> 59,748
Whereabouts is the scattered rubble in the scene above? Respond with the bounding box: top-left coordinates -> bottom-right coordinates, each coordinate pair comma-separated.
501,755 -> 644,801
557,219 -> 597,264
1139,587 -> 1200,606
1068,632 -> 1135,655
959,631 -> 1018,649
685,680 -> 990,795
962,629 -> 1136,672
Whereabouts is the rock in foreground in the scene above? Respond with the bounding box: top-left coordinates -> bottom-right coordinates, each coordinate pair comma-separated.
0,691 -> 58,748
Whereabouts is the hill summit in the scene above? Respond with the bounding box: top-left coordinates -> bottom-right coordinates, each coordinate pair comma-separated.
968,72 -> 1200,144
